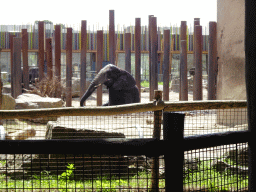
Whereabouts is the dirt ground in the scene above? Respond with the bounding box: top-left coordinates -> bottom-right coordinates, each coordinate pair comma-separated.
71,88 -> 209,107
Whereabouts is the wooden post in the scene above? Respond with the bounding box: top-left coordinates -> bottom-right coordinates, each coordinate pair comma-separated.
151,90 -> 163,191
245,1 -> 256,190
38,21 -> 45,81
180,21 -> 188,101
22,29 -> 29,90
80,20 -> 87,101
13,37 -> 22,99
149,15 -> 154,101
54,25 -> 61,98
109,10 -> 115,64
96,30 -> 103,106
150,17 -> 158,101
0,49 -> 2,112
208,21 -> 217,100
193,25 -> 202,100
163,112 -> 185,192
66,28 -> 72,107
163,30 -> 170,101
46,38 -> 53,79
10,34 -> 15,97
125,33 -> 131,73
135,18 -> 141,101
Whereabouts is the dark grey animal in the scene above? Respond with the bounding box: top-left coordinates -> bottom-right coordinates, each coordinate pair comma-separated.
80,64 -> 140,106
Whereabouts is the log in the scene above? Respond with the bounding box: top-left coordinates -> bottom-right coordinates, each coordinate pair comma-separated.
0,100 -> 247,120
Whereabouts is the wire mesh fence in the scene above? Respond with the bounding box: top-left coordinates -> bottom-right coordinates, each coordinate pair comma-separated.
0,102 -> 249,191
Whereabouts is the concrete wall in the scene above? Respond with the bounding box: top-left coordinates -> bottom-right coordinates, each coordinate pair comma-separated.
217,0 -> 247,126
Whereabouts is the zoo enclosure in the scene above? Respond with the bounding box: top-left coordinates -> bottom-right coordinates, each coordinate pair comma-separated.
0,10 -> 217,104
0,95 -> 249,191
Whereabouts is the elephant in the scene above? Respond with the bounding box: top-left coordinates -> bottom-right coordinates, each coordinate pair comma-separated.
80,64 -> 140,106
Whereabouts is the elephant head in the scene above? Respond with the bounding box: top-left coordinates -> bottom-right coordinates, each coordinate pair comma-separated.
80,64 -> 138,106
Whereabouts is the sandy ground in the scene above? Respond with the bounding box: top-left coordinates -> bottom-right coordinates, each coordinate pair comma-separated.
71,88 -> 209,107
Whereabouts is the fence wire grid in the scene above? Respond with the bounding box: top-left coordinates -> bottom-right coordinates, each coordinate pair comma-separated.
0,107 -> 248,191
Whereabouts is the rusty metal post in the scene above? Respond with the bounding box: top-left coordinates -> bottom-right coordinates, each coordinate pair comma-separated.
66,28 -> 72,107
180,40 -> 188,101
135,18 -> 141,101
46,38 -> 53,79
97,30 -> 103,106
0,49 -> 2,112
10,34 -> 15,97
80,20 -> 87,101
149,15 -> 154,101
38,21 -> 45,81
151,90 -> 163,191
163,30 -> 170,101
109,10 -> 115,64
124,33 -> 131,73
150,17 -> 158,101
180,21 -> 188,101
54,25 -> 61,98
13,37 -> 22,99
22,29 -> 29,90
193,25 -> 202,100
208,21 -> 217,100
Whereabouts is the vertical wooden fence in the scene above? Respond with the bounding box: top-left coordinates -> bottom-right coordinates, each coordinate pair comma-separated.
6,10 -> 217,105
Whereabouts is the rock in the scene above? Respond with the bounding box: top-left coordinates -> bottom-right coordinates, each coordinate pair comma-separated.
2,84 -> 11,94
5,127 -> 36,140
1,94 -> 16,110
46,121 -> 125,139
15,93 -> 63,109
224,146 -> 248,166
15,94 -> 63,124
211,159 -> 248,176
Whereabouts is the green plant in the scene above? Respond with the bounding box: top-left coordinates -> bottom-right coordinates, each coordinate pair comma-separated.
59,163 -> 75,181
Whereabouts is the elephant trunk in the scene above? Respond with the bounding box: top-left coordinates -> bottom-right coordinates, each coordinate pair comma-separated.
80,83 -> 97,106
80,72 -> 106,106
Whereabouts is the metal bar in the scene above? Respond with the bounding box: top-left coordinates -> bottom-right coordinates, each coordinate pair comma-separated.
135,18 -> 141,101
13,37 -> 22,99
0,138 -> 164,156
180,21 -> 188,101
163,112 -> 185,192
80,20 -> 87,101
97,30 -> 103,106
163,30 -> 170,101
54,25 -> 61,98
109,10 -> 115,64
245,1 -> 256,191
193,25 -> 202,100
183,130 -> 250,151
66,28 -> 72,107
46,38 -> 52,79
22,29 -> 29,90
124,33 -> 131,73
208,21 -> 217,100
38,21 -> 45,81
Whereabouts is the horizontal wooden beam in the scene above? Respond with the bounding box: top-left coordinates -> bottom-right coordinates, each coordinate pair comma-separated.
1,49 -> 208,55
183,130 -> 250,151
0,100 -> 247,120
0,138 -> 165,156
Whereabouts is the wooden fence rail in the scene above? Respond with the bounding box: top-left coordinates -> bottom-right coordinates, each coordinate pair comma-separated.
0,100 -> 247,120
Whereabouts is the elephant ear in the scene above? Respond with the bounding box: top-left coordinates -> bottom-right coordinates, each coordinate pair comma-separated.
111,71 -> 136,90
